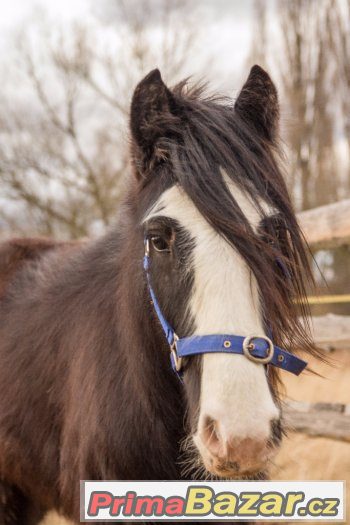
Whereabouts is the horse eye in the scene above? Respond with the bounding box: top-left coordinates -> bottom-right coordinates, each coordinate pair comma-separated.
150,235 -> 170,253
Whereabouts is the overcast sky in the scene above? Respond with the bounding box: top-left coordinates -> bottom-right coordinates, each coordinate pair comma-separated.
0,0 -> 256,89
0,0 -> 88,28
0,0 -> 253,27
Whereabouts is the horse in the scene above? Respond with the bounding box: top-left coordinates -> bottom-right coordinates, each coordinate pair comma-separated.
0,65 -> 317,525
0,238 -> 81,298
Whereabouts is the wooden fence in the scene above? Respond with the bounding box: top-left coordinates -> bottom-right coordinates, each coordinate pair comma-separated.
284,401 -> 350,442
298,198 -> 350,250
282,199 -> 350,442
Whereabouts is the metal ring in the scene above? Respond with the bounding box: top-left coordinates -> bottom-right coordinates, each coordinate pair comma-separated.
170,334 -> 182,372
242,335 -> 274,365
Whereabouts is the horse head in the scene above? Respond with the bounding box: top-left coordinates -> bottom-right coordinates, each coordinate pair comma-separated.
128,66 -> 315,479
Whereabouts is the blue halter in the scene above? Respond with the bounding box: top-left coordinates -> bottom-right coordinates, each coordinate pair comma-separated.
143,239 -> 307,378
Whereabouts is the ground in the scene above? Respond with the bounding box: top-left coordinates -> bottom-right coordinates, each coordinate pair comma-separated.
39,349 -> 350,525
271,348 -> 350,523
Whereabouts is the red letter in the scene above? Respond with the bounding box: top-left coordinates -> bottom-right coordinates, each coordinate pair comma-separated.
111,497 -> 126,517
88,491 -> 113,517
166,497 -> 185,516
134,496 -> 164,516
125,491 -> 136,515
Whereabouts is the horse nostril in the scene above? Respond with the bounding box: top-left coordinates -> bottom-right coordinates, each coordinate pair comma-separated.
270,418 -> 283,446
204,416 -> 219,441
201,416 -> 222,456
227,461 -> 240,471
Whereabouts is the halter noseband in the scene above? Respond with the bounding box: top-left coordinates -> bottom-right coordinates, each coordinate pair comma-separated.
143,238 -> 307,378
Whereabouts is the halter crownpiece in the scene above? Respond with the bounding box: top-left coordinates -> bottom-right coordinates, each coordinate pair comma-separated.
143,238 -> 308,378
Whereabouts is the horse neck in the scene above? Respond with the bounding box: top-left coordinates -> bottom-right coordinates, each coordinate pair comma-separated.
55,228 -> 187,481
116,228 -> 183,409
99,227 -> 187,477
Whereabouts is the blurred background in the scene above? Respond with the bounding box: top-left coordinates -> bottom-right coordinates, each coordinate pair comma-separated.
0,0 -> 349,316
0,2 -> 349,524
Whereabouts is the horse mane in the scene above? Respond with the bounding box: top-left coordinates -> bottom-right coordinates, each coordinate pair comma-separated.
132,76 -> 319,368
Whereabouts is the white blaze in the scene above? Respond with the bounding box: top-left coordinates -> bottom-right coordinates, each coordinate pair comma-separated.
144,178 -> 279,444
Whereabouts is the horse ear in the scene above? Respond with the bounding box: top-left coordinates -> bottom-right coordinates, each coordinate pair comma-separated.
234,65 -> 279,142
130,69 -> 180,178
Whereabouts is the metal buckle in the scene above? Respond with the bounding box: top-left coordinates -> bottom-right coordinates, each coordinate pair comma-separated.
242,335 -> 274,365
170,334 -> 182,372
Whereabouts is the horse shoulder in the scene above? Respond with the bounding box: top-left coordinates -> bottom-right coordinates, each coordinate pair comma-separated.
0,237 -> 80,297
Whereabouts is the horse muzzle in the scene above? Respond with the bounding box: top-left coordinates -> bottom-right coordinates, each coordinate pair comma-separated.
193,414 -> 281,478
194,426 -> 277,479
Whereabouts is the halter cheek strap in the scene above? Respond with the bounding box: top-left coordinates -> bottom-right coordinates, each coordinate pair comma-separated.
143,239 -> 307,378
143,251 -> 175,346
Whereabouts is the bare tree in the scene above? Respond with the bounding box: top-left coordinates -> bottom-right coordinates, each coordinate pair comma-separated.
0,0 -> 203,238
278,0 -> 316,210
246,0 -> 269,70
276,0 -> 343,211
327,0 -> 350,195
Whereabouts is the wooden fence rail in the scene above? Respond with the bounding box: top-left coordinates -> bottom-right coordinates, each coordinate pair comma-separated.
297,198 -> 350,250
309,313 -> 350,351
284,401 -> 350,442
286,313 -> 350,443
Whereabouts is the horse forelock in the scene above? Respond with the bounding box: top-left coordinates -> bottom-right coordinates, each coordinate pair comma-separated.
137,82 -> 317,366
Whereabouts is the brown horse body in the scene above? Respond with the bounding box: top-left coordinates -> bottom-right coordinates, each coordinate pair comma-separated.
0,238 -> 77,297
0,230 -> 187,522
0,66 -> 317,525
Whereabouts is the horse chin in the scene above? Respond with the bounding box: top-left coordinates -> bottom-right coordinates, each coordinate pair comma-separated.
193,434 -> 272,480
203,461 -> 268,481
